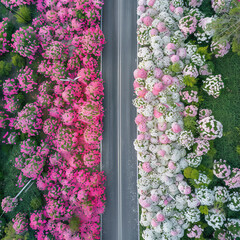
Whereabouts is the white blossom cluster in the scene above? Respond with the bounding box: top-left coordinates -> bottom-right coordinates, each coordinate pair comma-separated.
134,0 -> 198,239
202,74 -> 224,98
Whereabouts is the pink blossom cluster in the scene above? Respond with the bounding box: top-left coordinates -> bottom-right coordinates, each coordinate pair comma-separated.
179,15 -> 198,36
12,213 -> 28,234
37,26 -> 53,48
12,26 -> 39,60
1,0 -> 34,8
37,81 -> 54,108
211,0 -> 230,13
1,196 -> 18,213
187,225 -> 203,238
0,18 -> 11,55
3,78 -> 19,96
43,41 -> 69,60
211,40 -> 231,58
0,111 -> 7,128
224,168 -> 240,189
80,26 -> 105,57
194,138 -> 210,156
180,89 -> 199,103
187,0 -> 203,7
18,66 -> 38,93
213,159 -> 231,179
15,103 -> 43,137
184,105 -> 198,117
3,96 -> 20,113
198,115 -> 223,140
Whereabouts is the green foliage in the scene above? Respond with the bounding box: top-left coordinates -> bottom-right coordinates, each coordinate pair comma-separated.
207,141 -> 217,159
184,116 -> 198,135
0,21 -> 14,42
76,10 -> 87,20
199,205 -> 209,215
2,222 -> 29,240
232,37 -> 240,55
203,225 -> 214,238
69,216 -> 80,233
169,63 -> 182,73
197,46 -> 212,60
0,61 -> 12,77
15,5 -> 31,24
236,145 -> 240,155
30,197 -> 42,210
183,75 -> 198,87
16,92 -> 25,106
184,167 -> 199,179
0,217 -> 6,238
207,61 -> 215,73
0,171 -> 4,181
11,54 -> 25,69
197,164 -> 214,180
209,0 -> 240,54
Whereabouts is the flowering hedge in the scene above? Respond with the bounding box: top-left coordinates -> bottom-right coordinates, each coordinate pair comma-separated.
0,0 -> 105,239
135,0 -> 240,239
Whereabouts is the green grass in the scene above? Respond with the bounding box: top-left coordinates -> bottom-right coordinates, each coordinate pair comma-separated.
201,51 -> 240,168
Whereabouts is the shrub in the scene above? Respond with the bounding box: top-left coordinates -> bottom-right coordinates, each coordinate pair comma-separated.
0,61 -> 12,77
183,75 -> 197,87
30,198 -> 42,210
11,54 -> 25,68
184,167 -> 199,179
16,92 -> 25,106
232,37 -> 240,55
2,222 -> 28,240
236,145 -> 240,155
15,5 -> 31,24
183,116 -> 197,135
169,63 -> 182,73
197,46 -> 212,60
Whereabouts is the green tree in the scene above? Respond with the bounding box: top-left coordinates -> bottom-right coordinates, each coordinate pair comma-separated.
30,197 -> 42,210
14,5 -> 31,24
209,0 -> 240,55
0,61 -> 12,77
11,54 -> 25,69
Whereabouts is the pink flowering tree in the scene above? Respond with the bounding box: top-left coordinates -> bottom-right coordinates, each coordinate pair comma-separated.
43,41 -> 69,60
30,211 -> 47,230
15,103 -> 43,136
17,66 -> 38,93
22,155 -> 45,179
224,168 -> 240,189
12,26 -> 39,60
213,159 -> 231,179
198,115 -> 223,140
3,78 -> 19,96
1,196 -> 18,213
80,26 -> 105,57
0,18 -> 13,55
3,96 -> 21,113
12,213 -> 28,234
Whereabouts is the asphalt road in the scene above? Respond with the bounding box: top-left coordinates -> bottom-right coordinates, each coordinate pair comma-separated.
101,0 -> 138,239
